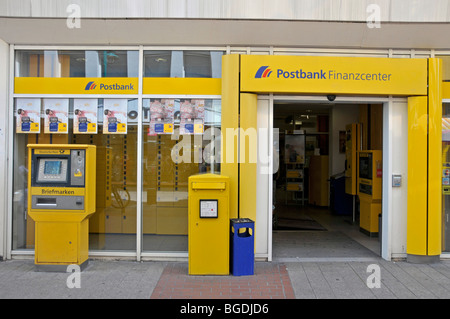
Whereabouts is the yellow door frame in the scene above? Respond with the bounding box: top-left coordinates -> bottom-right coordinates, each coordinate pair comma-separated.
222,54 -> 442,262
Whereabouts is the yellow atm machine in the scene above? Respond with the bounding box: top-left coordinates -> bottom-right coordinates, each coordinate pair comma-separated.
188,173 -> 230,275
357,150 -> 382,236
27,144 -> 96,271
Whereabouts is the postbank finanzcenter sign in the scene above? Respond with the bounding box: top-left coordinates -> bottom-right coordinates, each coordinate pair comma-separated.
240,55 -> 428,96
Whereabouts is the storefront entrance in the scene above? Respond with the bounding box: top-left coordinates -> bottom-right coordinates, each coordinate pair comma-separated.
254,95 -> 409,261
270,98 -> 385,261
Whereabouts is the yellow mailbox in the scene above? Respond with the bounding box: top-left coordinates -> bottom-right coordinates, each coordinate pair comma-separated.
27,144 -> 96,271
188,173 -> 230,275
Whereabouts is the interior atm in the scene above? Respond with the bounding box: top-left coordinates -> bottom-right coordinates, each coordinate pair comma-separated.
27,144 -> 96,271
357,150 -> 382,236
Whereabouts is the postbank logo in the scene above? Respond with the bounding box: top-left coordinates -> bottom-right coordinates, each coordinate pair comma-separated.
255,66 -> 273,78
84,81 -> 135,91
85,81 -> 97,90
254,65 -> 393,82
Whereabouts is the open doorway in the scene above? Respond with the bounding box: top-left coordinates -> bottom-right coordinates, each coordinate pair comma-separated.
272,99 -> 384,261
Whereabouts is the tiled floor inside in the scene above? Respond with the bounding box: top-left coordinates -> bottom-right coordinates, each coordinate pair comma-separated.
272,204 -> 381,261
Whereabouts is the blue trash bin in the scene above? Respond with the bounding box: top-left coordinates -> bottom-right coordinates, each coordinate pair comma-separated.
230,218 -> 254,276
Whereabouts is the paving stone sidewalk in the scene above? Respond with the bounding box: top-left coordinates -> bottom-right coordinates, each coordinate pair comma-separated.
151,262 -> 295,299
1,258 -> 450,299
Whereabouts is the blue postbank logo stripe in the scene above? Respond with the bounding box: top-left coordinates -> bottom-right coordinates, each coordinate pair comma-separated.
255,66 -> 269,78
84,81 -> 95,90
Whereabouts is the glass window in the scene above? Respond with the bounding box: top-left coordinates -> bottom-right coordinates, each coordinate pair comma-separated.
442,102 -> 450,252
184,51 -> 212,78
142,98 -> 221,252
143,50 -> 223,78
15,50 -> 139,78
12,98 -> 138,251
143,51 -> 172,77
436,55 -> 450,81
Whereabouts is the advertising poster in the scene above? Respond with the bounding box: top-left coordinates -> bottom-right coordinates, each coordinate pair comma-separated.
16,98 -> 41,133
103,99 -> 127,134
443,117 -> 450,142
180,99 -> 205,135
43,99 -> 69,134
73,99 -> 98,134
148,99 -> 174,136
285,134 -> 305,164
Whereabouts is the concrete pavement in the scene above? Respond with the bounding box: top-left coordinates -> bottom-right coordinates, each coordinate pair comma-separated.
1,257 -> 450,299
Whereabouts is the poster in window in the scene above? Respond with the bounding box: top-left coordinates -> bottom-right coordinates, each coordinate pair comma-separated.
16,98 -> 41,133
73,99 -> 98,134
148,99 -> 174,136
43,99 -> 69,134
285,134 -> 305,164
443,117 -> 450,142
180,99 -> 205,135
103,99 -> 127,134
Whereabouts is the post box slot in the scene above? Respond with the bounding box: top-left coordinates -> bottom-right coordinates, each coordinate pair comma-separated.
192,182 -> 226,190
36,197 -> 57,205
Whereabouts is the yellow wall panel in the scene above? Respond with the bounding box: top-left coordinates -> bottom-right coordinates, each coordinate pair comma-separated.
143,78 -> 221,95
239,93 -> 257,222
221,54 -> 240,218
428,58 -> 443,256
443,82 -> 450,99
407,96 -> 428,256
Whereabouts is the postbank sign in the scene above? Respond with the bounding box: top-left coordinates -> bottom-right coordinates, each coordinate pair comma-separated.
240,55 -> 428,96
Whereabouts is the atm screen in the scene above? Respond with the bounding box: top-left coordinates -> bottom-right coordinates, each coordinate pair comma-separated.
36,158 -> 68,183
359,153 -> 373,180
44,161 -> 62,175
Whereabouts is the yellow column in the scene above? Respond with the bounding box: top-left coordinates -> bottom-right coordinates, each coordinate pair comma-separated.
221,54 -> 240,218
407,96 -> 428,257
407,58 -> 442,262
427,58 -> 443,256
239,93 -> 258,222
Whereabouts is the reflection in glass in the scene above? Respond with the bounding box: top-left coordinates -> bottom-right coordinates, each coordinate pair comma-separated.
15,50 -> 138,78
143,51 -> 223,78
143,51 -> 172,77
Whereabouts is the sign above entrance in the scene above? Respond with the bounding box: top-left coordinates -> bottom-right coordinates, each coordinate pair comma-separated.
241,55 -> 428,96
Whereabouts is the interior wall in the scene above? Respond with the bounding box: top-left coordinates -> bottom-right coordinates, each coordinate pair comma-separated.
329,104 -> 360,176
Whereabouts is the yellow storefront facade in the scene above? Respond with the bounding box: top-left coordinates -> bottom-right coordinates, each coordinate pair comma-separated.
221,54 -> 443,263
5,45 -> 450,264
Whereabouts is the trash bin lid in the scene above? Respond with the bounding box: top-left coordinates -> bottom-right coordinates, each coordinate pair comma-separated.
230,218 -> 254,224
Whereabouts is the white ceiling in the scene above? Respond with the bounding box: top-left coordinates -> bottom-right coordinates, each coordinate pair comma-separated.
1,18 -> 450,50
